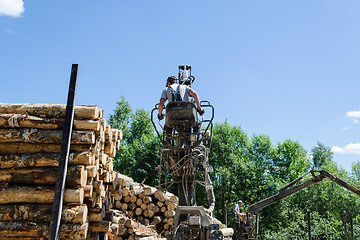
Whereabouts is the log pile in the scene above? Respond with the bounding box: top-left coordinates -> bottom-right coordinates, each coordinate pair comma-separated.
111,182 -> 179,237
0,103 -> 165,239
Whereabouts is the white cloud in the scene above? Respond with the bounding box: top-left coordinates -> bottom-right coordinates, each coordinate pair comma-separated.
346,111 -> 360,118
0,0 -> 24,17
345,110 -> 360,125
331,143 -> 360,154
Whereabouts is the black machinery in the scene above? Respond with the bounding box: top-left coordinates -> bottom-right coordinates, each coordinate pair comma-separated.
238,170 -> 360,240
151,65 -> 232,240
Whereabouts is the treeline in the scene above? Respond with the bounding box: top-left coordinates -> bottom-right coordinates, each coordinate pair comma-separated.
109,97 -> 360,239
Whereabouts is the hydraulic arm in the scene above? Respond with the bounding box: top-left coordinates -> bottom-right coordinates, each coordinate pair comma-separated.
241,170 -> 360,240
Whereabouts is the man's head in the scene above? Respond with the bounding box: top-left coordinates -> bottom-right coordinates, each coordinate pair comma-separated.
238,200 -> 243,206
166,76 -> 177,86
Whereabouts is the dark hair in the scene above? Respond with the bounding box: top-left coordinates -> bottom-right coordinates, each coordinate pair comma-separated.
167,76 -> 177,84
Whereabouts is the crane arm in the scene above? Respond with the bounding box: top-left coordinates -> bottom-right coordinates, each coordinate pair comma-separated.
247,170 -> 360,216
320,170 -> 360,197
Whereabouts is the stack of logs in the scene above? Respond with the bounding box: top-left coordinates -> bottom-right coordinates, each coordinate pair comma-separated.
0,103 -> 165,239
112,183 -> 179,238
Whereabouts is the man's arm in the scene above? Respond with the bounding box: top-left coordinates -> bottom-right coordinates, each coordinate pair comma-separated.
158,98 -> 166,118
188,89 -> 202,111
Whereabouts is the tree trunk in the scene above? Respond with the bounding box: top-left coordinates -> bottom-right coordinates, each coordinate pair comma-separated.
89,221 -> 111,232
0,186 -> 84,204
0,113 -> 100,131
0,221 -> 88,239
0,129 -> 95,144
0,143 -> 96,154
0,103 -> 100,119
0,204 -> 87,223
0,152 -> 94,169
88,207 -> 105,222
0,165 -> 87,187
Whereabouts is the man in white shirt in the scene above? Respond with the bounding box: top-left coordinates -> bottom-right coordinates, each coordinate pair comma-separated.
157,76 -> 204,146
158,76 -> 203,119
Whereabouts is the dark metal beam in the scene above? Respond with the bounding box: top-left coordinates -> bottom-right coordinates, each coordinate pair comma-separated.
49,64 -> 78,240
344,211 -> 348,240
307,209 -> 311,240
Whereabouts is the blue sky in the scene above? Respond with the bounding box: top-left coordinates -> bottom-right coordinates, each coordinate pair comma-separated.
1,0 -> 360,172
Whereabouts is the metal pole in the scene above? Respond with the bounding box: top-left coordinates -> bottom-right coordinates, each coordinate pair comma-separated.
49,64 -> 78,240
350,212 -> 354,240
255,214 -> 259,240
224,204 -> 227,226
344,211 -> 348,240
307,209 -> 311,240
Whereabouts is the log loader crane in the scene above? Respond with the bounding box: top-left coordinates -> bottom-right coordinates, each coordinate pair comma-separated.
238,170 -> 360,240
151,65 -> 233,240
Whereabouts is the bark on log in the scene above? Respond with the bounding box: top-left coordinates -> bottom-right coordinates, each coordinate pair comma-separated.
117,173 -> 134,186
0,152 -> 93,168
88,207 -> 105,222
0,103 -> 100,119
89,221 -> 111,232
0,113 -> 100,131
0,204 -> 87,223
0,129 -> 95,144
0,186 -> 84,204
0,221 -> 88,239
0,165 -> 87,187
0,143 -> 96,154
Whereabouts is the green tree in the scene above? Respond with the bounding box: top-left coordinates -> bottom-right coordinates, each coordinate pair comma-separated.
311,142 -> 333,170
109,97 -> 161,186
272,139 -> 310,183
108,96 -> 132,141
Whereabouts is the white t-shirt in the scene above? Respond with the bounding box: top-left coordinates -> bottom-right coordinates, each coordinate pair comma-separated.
160,83 -> 192,102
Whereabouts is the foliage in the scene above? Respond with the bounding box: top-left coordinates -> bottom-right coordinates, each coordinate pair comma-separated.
108,96 -> 161,186
311,142 -> 334,170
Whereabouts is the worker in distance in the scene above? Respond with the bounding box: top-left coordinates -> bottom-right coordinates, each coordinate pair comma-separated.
233,200 -> 247,225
